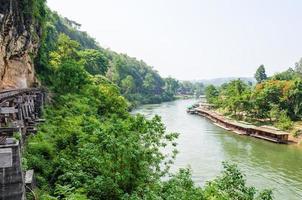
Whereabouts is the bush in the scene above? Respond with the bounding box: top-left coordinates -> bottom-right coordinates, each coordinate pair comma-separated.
275,112 -> 293,130
54,60 -> 90,93
203,162 -> 273,200
292,129 -> 302,138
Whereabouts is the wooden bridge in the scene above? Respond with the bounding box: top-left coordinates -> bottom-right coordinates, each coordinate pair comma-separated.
0,88 -> 46,200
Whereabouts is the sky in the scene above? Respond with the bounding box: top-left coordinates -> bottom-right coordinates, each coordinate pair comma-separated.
47,0 -> 302,80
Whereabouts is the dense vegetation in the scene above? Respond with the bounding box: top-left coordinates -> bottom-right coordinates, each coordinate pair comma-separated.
22,1 -> 273,199
205,65 -> 302,131
35,8 -> 203,108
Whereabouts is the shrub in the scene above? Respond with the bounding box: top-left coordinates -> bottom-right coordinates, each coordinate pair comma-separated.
292,129 -> 302,138
275,112 -> 293,130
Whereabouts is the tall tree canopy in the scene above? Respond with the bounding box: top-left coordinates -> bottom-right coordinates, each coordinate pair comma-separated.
254,65 -> 268,83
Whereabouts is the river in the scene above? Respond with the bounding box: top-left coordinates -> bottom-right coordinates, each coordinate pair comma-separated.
133,99 -> 302,200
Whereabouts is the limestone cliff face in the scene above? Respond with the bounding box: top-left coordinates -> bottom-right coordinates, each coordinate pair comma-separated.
0,0 -> 42,90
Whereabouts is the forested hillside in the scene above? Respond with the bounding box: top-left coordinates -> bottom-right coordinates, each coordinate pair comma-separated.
21,1 -> 273,199
35,9 -> 203,107
205,65 -> 302,134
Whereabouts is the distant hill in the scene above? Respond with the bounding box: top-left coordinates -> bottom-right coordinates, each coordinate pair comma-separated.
198,77 -> 256,86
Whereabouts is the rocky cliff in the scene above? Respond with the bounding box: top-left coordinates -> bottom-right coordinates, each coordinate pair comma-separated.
0,0 -> 42,90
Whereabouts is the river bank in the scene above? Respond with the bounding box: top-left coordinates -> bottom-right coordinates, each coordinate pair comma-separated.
188,103 -> 302,145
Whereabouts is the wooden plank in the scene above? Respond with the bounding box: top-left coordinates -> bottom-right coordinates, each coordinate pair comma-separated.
25,103 -> 29,117
22,104 -> 27,118
17,96 -> 23,104
26,128 -> 37,134
251,134 -> 280,143
0,127 -> 20,133
0,107 -> 18,114
11,120 -> 24,128
0,136 -> 7,144
214,123 -> 231,131
35,119 -> 45,123
17,107 -> 23,121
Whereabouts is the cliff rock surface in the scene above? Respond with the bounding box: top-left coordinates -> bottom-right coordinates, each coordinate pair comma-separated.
0,0 -> 41,90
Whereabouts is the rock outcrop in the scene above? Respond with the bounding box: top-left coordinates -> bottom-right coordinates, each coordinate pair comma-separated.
0,0 -> 42,90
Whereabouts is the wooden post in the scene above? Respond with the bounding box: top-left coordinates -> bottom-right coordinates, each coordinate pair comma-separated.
9,0 -> 13,14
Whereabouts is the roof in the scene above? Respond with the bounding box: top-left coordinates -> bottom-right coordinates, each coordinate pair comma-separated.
227,120 -> 255,129
253,126 -> 289,135
195,106 -> 289,136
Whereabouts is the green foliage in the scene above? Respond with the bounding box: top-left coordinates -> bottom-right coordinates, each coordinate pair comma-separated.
54,60 -> 90,93
21,0 -> 47,28
54,185 -> 88,200
49,33 -> 80,68
105,54 -> 176,106
121,75 -> 135,94
125,163 -> 272,200
25,86 -> 179,199
292,129 -> 302,138
205,72 -> 302,130
194,82 -> 205,97
79,49 -> 109,75
203,162 -> 273,200
28,3 -> 273,199
205,85 -> 219,104
52,13 -> 99,50
275,111 -> 293,130
285,79 -> 302,120
13,132 -> 22,141
35,11 -> 184,107
160,169 -> 204,200
295,58 -> 302,75
272,68 -> 299,81
255,65 -> 268,83
178,81 -> 204,96
219,79 -> 251,116
125,168 -> 204,200
164,77 -> 180,96
27,29 -> 182,197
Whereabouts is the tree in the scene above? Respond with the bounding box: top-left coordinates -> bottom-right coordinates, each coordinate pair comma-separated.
178,81 -> 194,95
220,80 -> 250,116
295,58 -> 302,75
205,85 -> 219,104
254,65 -> 268,83
194,82 -> 204,97
143,73 -> 156,92
203,162 -> 273,200
272,68 -> 297,81
164,77 -> 179,96
54,60 -> 90,93
252,80 -> 283,118
121,75 -> 135,94
284,79 -> 302,120
275,111 -> 293,130
79,49 -> 109,75
49,33 -> 80,68
28,3 -> 275,198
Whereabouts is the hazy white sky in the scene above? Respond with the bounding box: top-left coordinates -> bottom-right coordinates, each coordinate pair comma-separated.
47,0 -> 302,80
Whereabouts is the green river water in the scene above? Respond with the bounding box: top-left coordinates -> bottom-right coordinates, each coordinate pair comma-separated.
133,99 -> 302,200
